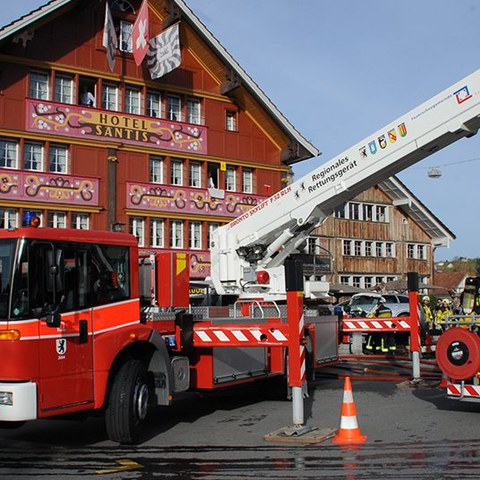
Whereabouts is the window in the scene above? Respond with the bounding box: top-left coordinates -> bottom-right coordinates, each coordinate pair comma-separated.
242,168 -> 253,193
49,145 -> 68,173
102,83 -> 119,111
376,242 -> 383,257
72,213 -> 89,230
354,240 -> 362,256
147,91 -> 161,118
55,74 -> 74,104
226,110 -> 237,131
25,210 -> 43,227
385,242 -> 394,258
407,243 -> 427,260
364,276 -> 373,289
24,142 -> 43,171
170,159 -> 183,186
376,205 -> 387,222
365,241 -> 372,257
334,206 -> 346,219
130,217 -> 145,247
0,208 -> 18,229
343,240 -> 352,256
126,87 -> 141,114
187,98 -> 201,124
340,276 -> 350,285
363,204 -> 374,222
150,219 -> 164,247
376,276 -> 385,286
353,276 -> 361,288
170,220 -> 183,249
79,77 -> 97,107
150,156 -> 164,183
47,211 -> 67,229
0,139 -> 18,169
208,223 -> 219,248
189,162 -> 201,188
307,237 -> 319,255
189,221 -> 202,250
24,241 -> 130,315
119,20 -> 133,52
30,72 -> 49,100
226,166 -> 236,191
167,94 -> 182,121
349,203 -> 361,220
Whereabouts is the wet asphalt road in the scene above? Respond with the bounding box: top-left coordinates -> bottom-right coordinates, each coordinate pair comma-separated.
2,368 -> 480,479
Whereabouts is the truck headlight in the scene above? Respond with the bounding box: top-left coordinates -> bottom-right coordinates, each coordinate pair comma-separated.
0,391 -> 13,406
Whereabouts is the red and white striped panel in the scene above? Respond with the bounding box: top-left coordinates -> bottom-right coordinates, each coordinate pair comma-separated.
299,314 -> 306,384
447,383 -> 480,398
193,324 -> 289,347
342,318 -> 410,332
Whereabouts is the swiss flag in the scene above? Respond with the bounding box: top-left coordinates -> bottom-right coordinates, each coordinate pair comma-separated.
132,0 -> 149,66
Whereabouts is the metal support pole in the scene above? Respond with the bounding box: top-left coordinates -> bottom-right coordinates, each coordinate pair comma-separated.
408,272 -> 421,381
285,259 -> 306,427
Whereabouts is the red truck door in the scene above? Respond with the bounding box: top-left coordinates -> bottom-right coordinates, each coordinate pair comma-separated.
29,243 -> 95,415
38,309 -> 94,414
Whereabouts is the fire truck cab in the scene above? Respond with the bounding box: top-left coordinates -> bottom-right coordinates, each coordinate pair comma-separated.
0,227 -> 171,442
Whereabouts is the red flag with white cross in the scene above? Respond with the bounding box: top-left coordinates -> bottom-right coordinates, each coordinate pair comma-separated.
132,0 -> 149,66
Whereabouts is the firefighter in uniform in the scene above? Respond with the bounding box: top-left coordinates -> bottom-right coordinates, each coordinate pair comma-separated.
364,300 -> 395,353
421,295 -> 434,332
435,299 -> 453,331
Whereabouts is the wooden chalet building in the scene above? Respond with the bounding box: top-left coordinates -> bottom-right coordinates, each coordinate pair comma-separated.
0,0 -> 318,279
309,176 -> 455,293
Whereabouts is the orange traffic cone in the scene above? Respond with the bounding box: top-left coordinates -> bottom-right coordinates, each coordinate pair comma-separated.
332,376 -> 367,444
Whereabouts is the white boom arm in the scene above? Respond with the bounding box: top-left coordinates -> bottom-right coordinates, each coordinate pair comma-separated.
211,69 -> 480,300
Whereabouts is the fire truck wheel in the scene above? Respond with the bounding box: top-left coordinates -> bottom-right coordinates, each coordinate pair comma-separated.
105,359 -> 150,444
436,328 -> 480,380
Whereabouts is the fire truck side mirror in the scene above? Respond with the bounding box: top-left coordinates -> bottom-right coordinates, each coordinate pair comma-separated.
46,311 -> 61,329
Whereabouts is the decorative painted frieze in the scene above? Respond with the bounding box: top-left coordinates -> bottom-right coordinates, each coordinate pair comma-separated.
0,169 -> 98,206
127,182 -> 267,218
26,99 -> 207,154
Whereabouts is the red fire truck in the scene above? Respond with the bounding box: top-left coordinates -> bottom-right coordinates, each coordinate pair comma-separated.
0,225 -> 338,443
3,67 -> 480,443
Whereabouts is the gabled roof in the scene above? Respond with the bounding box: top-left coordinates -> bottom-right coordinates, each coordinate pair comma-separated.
433,272 -> 470,295
379,176 -> 455,247
0,0 -> 320,163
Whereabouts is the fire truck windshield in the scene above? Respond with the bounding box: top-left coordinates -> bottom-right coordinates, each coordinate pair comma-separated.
0,239 -> 17,319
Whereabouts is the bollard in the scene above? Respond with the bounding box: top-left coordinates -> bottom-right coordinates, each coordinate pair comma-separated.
407,272 -> 421,381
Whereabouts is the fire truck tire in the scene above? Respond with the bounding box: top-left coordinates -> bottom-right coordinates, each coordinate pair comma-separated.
436,328 -> 480,380
105,359 -> 149,444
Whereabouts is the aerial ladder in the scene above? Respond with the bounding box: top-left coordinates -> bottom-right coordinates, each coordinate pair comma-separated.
210,71 -> 480,301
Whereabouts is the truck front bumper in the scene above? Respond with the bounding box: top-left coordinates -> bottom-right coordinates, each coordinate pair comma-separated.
0,382 -> 37,421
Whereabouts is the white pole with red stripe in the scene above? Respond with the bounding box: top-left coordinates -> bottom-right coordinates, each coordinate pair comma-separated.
407,272 -> 421,381
285,259 -> 306,427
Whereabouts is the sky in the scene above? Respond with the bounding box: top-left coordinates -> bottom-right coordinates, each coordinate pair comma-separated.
3,1 -> 480,260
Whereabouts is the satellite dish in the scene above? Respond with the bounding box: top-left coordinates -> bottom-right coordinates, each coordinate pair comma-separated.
427,167 -> 442,178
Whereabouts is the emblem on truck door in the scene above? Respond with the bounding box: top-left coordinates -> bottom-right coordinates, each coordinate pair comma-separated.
56,338 -> 67,357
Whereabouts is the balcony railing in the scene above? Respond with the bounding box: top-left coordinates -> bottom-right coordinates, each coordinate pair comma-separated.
127,182 -> 269,218
0,168 -> 99,206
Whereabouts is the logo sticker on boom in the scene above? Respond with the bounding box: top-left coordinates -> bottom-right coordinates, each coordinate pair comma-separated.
368,140 -> 377,155
378,135 -> 387,149
454,85 -> 472,104
398,123 -> 407,137
388,128 -> 397,143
